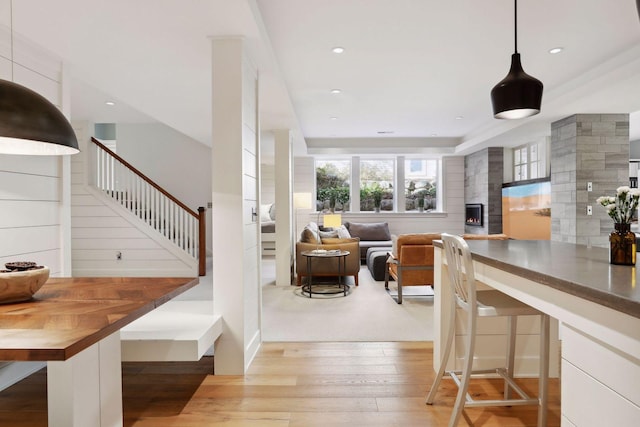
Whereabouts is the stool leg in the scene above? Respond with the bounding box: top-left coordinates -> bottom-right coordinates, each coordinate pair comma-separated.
426,299 -> 456,405
538,314 -> 550,427
449,307 -> 477,427
504,315 -> 517,399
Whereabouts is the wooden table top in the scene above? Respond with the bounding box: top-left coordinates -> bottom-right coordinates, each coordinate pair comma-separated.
0,277 -> 198,361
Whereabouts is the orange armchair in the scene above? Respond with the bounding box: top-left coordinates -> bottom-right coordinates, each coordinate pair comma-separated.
384,233 -> 441,304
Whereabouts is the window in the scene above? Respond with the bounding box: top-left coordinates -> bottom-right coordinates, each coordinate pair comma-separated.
360,159 -> 394,211
315,160 -> 350,211
405,159 -> 438,211
513,141 -> 547,182
514,146 -> 527,181
314,157 -> 442,213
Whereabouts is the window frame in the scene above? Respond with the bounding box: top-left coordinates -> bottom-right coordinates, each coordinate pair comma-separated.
314,156 -> 442,213
512,140 -> 548,183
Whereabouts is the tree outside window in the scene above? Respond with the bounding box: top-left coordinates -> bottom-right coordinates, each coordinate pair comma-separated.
405,159 -> 438,212
315,160 -> 350,212
360,159 -> 394,211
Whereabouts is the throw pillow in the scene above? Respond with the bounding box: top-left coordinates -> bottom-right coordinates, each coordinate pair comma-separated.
336,225 -> 351,239
269,204 -> 276,220
260,204 -> 272,222
300,226 -> 319,244
345,222 -> 391,241
319,230 -> 339,239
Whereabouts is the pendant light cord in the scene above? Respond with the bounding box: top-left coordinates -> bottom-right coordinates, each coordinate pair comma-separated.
514,0 -> 518,54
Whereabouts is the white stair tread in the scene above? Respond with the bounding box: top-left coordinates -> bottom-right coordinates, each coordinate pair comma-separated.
121,301 -> 222,362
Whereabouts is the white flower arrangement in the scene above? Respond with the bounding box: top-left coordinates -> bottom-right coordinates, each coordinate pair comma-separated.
596,186 -> 640,224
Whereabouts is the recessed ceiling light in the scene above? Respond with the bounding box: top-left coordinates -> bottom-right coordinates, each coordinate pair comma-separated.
455,116 -> 464,120
330,89 -> 341,94
377,131 -> 394,134
549,47 -> 563,54
332,47 -> 345,54
330,117 -> 338,120
105,101 -> 115,106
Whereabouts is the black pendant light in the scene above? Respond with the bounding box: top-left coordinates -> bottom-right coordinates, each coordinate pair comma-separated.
491,0 -> 543,120
0,1 -> 79,155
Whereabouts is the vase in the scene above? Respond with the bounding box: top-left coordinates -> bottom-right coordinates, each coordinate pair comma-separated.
609,223 -> 636,265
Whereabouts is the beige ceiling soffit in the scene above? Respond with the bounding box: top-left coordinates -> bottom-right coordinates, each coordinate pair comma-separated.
248,0 -> 306,154
459,44 -> 640,155
306,137 -> 459,156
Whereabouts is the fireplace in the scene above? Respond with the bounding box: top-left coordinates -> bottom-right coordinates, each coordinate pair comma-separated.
465,204 -> 483,227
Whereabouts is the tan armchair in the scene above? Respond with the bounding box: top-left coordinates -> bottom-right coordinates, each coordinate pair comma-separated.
296,237 -> 361,286
385,233 -> 441,304
384,233 -> 509,303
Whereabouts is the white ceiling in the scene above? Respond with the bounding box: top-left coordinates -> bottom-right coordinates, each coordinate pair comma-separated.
10,0 -> 640,157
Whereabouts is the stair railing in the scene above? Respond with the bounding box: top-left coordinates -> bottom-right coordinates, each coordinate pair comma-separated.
90,137 -> 206,276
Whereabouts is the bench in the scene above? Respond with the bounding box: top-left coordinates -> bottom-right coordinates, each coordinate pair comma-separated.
120,300 -> 222,362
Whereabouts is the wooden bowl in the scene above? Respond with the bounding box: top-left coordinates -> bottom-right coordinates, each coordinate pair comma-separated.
0,266 -> 50,304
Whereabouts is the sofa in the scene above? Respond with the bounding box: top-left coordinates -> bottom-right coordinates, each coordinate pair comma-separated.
295,222 -> 361,286
344,221 -> 393,260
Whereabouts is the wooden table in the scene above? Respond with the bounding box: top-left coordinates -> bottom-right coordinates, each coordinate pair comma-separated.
0,276 -> 198,427
433,240 -> 640,426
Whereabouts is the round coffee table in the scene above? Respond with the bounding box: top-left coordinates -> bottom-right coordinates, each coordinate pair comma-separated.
300,250 -> 350,297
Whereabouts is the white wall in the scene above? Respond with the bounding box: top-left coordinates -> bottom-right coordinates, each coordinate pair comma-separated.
260,163 -> 275,205
0,4 -> 68,389
116,123 -> 212,253
70,122 -> 197,277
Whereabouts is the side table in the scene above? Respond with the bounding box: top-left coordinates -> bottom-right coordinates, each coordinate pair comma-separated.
300,250 -> 350,297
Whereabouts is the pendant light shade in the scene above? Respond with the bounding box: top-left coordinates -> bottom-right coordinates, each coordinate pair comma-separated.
490,0 -> 543,120
0,79 -> 79,155
491,53 -> 543,119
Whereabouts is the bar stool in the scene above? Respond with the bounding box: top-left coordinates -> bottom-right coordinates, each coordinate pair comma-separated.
426,233 -> 550,427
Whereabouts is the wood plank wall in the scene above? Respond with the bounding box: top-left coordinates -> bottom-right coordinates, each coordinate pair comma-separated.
0,5 -> 66,389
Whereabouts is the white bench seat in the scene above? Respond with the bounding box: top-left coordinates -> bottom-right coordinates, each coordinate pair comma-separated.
120,301 -> 222,362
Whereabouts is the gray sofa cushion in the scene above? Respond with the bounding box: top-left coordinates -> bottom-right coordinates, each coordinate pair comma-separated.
366,247 -> 393,281
345,222 -> 391,241
359,240 -> 394,259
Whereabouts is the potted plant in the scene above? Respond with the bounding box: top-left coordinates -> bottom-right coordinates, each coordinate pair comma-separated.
333,186 -> 350,212
597,186 -> 640,265
371,184 -> 384,212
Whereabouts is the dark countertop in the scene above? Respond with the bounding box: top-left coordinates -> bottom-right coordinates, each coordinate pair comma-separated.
435,239 -> 640,319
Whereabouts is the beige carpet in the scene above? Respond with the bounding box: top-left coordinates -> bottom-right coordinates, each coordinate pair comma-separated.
261,262 -> 433,342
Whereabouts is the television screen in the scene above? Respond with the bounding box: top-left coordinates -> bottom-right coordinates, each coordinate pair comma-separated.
502,179 -> 551,240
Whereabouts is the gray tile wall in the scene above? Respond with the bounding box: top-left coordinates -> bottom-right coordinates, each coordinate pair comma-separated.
464,147 -> 503,234
551,114 -> 630,246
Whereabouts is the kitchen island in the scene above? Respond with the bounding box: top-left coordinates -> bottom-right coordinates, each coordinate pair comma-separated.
0,276 -> 198,427
434,240 -> 640,427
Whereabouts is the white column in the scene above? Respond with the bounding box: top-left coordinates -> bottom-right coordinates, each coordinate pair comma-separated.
211,37 -> 261,374
60,63 -> 73,276
396,156 -> 405,212
351,156 -> 360,212
273,130 -> 293,286
47,332 -> 122,427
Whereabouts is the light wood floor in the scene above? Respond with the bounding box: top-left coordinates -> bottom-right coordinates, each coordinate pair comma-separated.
0,341 -> 560,426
